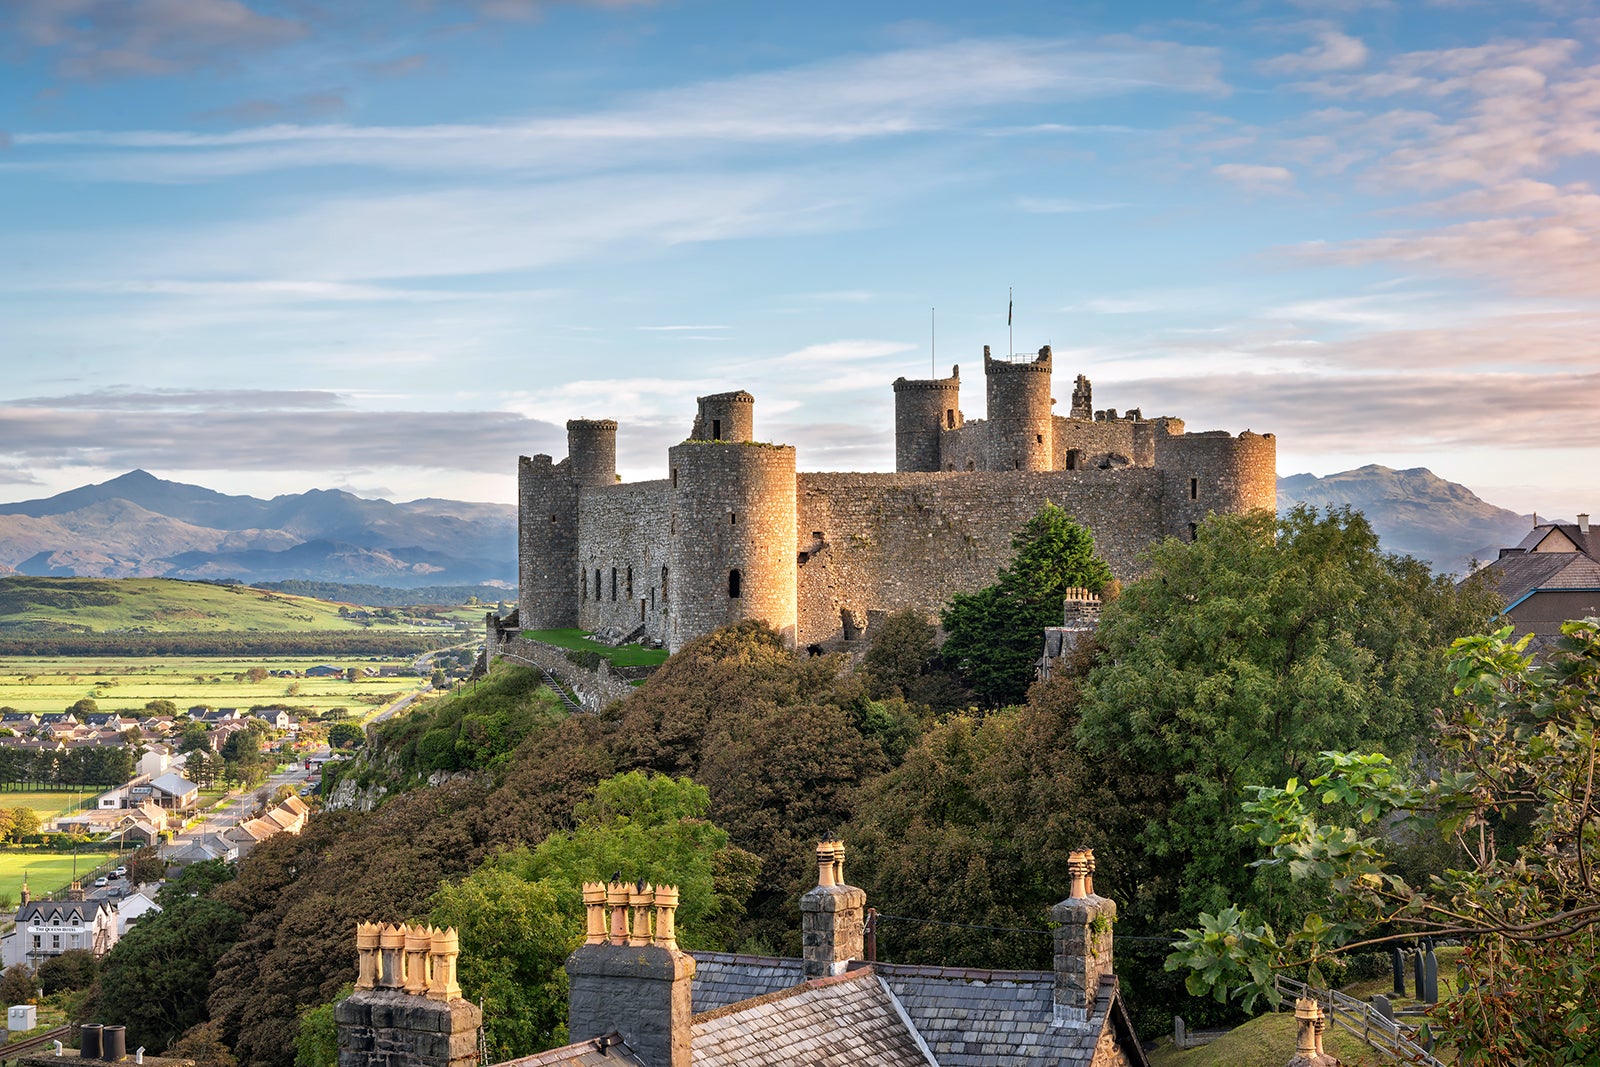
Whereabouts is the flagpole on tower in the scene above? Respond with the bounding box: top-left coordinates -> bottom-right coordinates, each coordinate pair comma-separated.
1008,287 -> 1013,359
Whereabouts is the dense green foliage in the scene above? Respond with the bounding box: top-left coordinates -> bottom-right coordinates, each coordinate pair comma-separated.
87,895 -> 247,1052
0,745 -> 138,788
432,772 -> 757,1059
940,503 -> 1113,706
39,949 -> 98,995
1077,506 -> 1501,927
1173,620 -> 1600,1066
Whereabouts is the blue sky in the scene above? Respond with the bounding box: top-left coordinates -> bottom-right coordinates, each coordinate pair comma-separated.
1,0 -> 1596,519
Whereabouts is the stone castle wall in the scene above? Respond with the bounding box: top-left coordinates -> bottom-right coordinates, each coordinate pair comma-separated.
517,362 -> 1277,655
795,470 -> 1165,647
577,479 -> 671,636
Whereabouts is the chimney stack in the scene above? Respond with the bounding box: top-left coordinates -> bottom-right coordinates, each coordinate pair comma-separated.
566,880 -> 694,1067
800,838 -> 866,979
1579,513 -> 1590,537
1285,998 -> 1339,1066
1051,849 -> 1115,1028
336,923 -> 480,1067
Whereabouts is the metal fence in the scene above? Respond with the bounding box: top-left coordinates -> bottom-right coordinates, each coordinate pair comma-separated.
1274,974 -> 1443,1066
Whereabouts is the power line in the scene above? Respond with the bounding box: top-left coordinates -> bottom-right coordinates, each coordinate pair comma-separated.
872,912 -> 1181,946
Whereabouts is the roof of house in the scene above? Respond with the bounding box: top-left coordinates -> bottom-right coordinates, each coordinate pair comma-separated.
149,772 -> 199,796
493,1034 -> 644,1067
692,968 -> 932,1067
19,899 -> 112,923
690,951 -> 806,1013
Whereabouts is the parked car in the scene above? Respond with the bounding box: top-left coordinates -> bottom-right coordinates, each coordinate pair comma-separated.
113,866 -> 127,877
93,877 -> 108,887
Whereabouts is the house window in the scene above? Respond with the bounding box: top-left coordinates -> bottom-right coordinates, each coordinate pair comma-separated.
51,935 -> 59,949
729,569 -> 742,599
31,936 -> 38,948
1189,477 -> 1198,500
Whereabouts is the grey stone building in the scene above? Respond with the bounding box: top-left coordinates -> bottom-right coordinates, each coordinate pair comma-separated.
517,345 -> 1275,652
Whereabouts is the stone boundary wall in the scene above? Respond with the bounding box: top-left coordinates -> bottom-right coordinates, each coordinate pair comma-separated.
488,631 -> 635,713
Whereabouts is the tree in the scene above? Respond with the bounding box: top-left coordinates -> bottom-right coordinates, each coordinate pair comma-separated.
0,963 -> 36,1005
145,699 -> 178,715
859,609 -> 968,713
126,846 -> 166,885
68,697 -> 98,716
38,949 -> 97,995
292,987 -> 349,1067
178,725 -> 212,754
246,667 -> 270,684
1171,620 -> 1600,1065
327,723 -> 364,750
85,896 -> 246,1052
940,503 -> 1113,706
1075,505 -> 1501,929
8,807 -> 40,842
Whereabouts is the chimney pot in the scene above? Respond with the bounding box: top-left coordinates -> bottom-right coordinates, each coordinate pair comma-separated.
1579,513 -> 1590,536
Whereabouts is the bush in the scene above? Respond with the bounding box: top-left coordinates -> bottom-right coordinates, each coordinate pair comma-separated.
39,949 -> 97,995
0,963 -> 36,1004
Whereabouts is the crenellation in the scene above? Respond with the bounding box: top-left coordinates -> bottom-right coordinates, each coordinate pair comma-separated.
516,350 -> 1275,652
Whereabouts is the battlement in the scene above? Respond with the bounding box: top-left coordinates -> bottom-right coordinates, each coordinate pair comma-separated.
517,351 -> 1275,653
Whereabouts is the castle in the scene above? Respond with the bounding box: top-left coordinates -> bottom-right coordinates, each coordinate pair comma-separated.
517,345 -> 1275,652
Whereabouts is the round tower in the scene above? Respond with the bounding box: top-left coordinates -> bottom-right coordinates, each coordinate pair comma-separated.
566,419 -> 617,486
691,391 -> 755,443
892,366 -> 961,472
666,440 -> 797,652
1154,430 -> 1277,541
984,345 -> 1054,471
517,454 -> 580,630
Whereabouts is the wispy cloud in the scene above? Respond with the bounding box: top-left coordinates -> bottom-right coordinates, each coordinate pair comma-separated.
1260,26 -> 1370,74
1212,162 -> 1296,192
13,37 -> 1225,182
1015,196 -> 1129,214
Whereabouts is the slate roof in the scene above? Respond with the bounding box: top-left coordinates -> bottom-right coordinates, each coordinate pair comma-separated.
689,951 -> 806,1013
149,771 -> 199,796
18,899 -> 112,924
691,969 -> 932,1067
494,1033 -> 644,1067
871,964 -> 1144,1067
1480,545 -> 1600,604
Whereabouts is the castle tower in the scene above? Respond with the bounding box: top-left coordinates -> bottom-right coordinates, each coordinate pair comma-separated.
567,418 -> 618,487
1154,430 -> 1277,542
666,438 -> 797,652
984,345 -> 1054,471
691,391 -> 755,443
517,454 -> 580,630
892,366 -> 961,472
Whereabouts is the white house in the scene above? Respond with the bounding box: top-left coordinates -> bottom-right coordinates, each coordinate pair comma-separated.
114,889 -> 162,935
138,744 -> 176,779
5,896 -> 118,967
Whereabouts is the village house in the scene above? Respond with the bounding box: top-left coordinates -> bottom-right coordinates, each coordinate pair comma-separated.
1473,514 -> 1600,648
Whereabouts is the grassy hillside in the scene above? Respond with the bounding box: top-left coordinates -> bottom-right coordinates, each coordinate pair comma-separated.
0,577 -> 431,634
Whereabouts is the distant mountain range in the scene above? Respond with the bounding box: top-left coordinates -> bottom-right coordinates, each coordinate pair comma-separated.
0,470 -> 515,587
1278,465 -> 1535,575
0,466 -> 1541,587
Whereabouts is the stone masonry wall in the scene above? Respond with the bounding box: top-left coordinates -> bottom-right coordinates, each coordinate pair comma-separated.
795,469 -> 1165,647
491,633 -> 636,712
517,455 -> 579,630
577,480 -> 672,639
336,990 -> 480,1067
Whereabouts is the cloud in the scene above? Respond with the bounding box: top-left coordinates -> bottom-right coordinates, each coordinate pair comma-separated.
1015,196 -> 1129,214
635,325 -> 729,332
197,91 -> 348,125
1260,27 -> 1369,74
362,54 -> 429,79
0,390 -> 562,473
13,37 -> 1226,183
6,0 -> 305,80
1212,162 -> 1296,193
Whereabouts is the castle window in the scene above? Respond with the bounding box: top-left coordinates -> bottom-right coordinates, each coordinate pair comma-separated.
650,588 -> 655,610
662,566 -> 669,599
626,566 -> 633,598
730,512 -> 737,525
946,409 -> 955,429
1066,451 -> 1078,471
611,568 -> 618,601
595,569 -> 602,601
640,600 -> 646,621
581,571 -> 588,600
728,569 -> 742,599
1036,434 -> 1043,444
712,419 -> 722,441
671,468 -> 678,487
1189,477 -> 1199,500
1189,522 -> 1199,541
671,514 -> 676,534
549,514 -> 557,524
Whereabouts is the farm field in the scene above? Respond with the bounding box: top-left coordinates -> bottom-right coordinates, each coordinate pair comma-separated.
0,577 -> 471,635
0,849 -> 124,901
0,657 -> 423,718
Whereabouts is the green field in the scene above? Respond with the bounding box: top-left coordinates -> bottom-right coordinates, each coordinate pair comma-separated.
0,576 -> 467,635
521,628 -> 669,667
0,790 -> 93,818
0,656 -> 423,717
0,850 -> 125,901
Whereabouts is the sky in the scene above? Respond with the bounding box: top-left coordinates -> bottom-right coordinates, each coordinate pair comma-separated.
0,0 -> 1596,518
